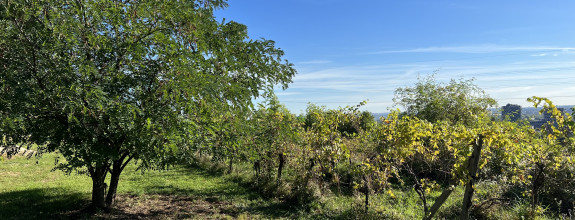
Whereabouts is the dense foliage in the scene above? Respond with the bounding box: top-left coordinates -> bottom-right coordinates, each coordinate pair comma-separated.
199,78 -> 575,219
394,75 -> 497,126
0,0 -> 295,210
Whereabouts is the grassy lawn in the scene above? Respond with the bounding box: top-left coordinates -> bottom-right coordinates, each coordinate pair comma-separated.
0,153 -> 296,219
1,153 -> 559,219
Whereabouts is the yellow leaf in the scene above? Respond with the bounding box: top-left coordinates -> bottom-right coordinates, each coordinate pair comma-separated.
387,190 -> 396,199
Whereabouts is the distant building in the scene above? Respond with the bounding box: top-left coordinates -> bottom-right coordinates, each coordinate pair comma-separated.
502,104 -> 521,122
532,108 -> 566,131
530,120 -> 545,130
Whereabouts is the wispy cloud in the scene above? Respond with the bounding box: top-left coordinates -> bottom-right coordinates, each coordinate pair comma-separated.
297,60 -> 333,65
275,92 -> 302,96
486,86 -> 535,93
277,57 -> 575,112
369,45 -> 575,54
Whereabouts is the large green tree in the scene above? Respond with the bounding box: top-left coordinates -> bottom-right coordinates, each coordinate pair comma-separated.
0,0 -> 295,210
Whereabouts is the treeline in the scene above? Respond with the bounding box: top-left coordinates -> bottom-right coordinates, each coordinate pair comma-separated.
197,77 -> 575,219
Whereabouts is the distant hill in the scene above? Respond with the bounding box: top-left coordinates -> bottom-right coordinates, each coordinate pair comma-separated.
373,105 -> 574,122
492,105 -> 574,120
502,105 -> 572,115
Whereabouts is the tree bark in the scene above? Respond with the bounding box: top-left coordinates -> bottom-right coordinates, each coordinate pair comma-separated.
460,135 -> 483,220
363,174 -> 370,214
105,165 -> 121,208
408,164 -> 429,215
228,155 -> 234,174
305,158 -> 315,185
89,164 -> 109,211
254,160 -> 260,180
104,154 -> 132,209
277,152 -> 285,184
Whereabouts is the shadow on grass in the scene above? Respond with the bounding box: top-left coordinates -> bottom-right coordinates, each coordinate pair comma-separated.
137,173 -> 298,218
0,165 -> 303,219
0,188 -> 89,220
180,164 -> 308,218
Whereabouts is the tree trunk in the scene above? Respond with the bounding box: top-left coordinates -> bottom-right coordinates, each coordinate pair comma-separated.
408,164 -> 429,215
228,155 -> 234,174
363,174 -> 370,214
103,153 -> 132,209
460,135 -> 483,220
531,163 -> 545,218
305,158 -> 315,185
105,159 -> 122,208
254,160 -> 261,181
277,152 -> 285,184
89,165 -> 108,211
365,187 -> 369,214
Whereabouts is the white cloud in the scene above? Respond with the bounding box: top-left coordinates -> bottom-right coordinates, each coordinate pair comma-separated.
486,86 -> 534,93
275,92 -> 302,96
297,60 -> 333,65
369,45 -> 575,54
277,52 -> 575,112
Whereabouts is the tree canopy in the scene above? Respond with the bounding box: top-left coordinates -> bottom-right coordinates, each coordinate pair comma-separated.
0,0 -> 295,210
393,75 -> 497,126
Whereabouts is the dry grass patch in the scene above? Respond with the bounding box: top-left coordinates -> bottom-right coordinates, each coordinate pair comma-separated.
73,194 -> 242,219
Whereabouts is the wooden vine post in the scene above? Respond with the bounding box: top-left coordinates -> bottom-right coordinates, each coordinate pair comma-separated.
424,134 -> 484,220
423,180 -> 456,220
460,134 -> 484,220
363,173 -> 371,214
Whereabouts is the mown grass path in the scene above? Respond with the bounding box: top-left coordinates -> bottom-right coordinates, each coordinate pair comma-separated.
0,154 -> 295,219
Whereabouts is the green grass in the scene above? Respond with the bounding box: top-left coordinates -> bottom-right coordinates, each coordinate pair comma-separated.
0,154 -> 90,219
0,153 -> 296,219
1,153 -> 563,219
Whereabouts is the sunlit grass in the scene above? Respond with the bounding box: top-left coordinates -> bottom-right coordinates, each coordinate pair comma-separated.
0,153 -> 290,219
1,153 -> 562,219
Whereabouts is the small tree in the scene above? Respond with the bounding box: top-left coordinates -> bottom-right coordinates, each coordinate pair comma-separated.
394,74 -> 496,126
0,0 -> 295,211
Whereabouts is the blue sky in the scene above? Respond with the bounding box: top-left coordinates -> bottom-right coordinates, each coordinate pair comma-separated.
215,1 -> 575,114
